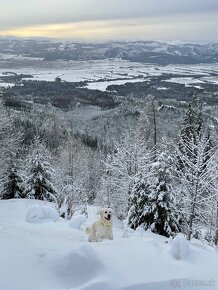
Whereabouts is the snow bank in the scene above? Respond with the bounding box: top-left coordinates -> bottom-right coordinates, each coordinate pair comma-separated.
26,204 -> 59,223
1,200 -> 218,290
69,214 -> 87,229
171,235 -> 190,260
53,245 -> 104,288
122,224 -> 145,238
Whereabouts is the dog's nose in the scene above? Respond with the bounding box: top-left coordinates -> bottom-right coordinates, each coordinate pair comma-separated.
108,214 -> 111,220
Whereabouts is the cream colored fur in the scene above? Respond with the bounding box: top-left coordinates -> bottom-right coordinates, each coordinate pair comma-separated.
86,208 -> 113,242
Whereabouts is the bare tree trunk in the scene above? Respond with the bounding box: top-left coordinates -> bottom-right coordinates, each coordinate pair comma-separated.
187,215 -> 193,241
151,99 -> 157,161
187,180 -> 199,241
214,201 -> 218,246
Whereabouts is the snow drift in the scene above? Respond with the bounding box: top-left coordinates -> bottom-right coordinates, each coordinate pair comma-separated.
0,199 -> 218,290
171,235 -> 190,260
52,245 -> 104,288
25,204 -> 59,223
69,214 -> 87,229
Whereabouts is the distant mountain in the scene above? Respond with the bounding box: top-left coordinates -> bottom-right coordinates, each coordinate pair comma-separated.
0,38 -> 217,65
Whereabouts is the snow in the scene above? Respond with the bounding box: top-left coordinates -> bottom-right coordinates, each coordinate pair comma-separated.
164,77 -> 205,85
0,59 -> 217,88
85,78 -> 146,91
0,52 -> 44,61
26,204 -> 59,223
0,199 -> 218,290
0,82 -> 15,88
201,76 -> 218,84
69,214 -> 87,229
156,86 -> 169,90
171,235 -> 190,260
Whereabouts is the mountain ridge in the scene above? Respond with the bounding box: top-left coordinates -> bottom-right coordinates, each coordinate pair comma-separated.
0,38 -> 217,65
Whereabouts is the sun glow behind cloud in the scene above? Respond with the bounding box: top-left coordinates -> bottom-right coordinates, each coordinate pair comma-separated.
0,19 -> 155,40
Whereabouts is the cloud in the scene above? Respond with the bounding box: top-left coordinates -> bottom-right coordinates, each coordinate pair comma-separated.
0,0 -> 218,30
1,13 -> 218,42
0,0 -> 218,41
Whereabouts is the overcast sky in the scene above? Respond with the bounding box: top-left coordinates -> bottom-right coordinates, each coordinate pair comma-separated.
0,0 -> 218,42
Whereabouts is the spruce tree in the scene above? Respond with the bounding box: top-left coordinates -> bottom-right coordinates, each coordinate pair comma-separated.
0,101 -> 24,199
177,95 -> 204,167
128,173 -> 152,230
25,138 -> 56,201
149,151 -> 180,237
1,157 -> 24,199
180,95 -> 203,141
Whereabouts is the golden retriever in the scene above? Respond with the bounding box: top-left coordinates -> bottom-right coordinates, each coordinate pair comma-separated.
86,208 -> 113,242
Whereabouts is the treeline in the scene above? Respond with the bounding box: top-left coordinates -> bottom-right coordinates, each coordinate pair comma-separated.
0,95 -> 218,244
2,80 -> 118,109
107,75 -> 218,105
97,96 -> 218,243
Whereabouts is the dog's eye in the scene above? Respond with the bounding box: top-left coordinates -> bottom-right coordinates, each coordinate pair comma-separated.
105,211 -> 107,214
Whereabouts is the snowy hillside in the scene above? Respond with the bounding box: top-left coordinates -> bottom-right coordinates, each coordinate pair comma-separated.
0,199 -> 217,290
0,38 -> 217,64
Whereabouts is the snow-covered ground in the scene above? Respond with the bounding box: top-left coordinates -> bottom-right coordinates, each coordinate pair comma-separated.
0,58 -> 217,90
0,82 -> 15,88
164,77 -> 205,86
0,199 -> 218,290
85,78 -> 146,91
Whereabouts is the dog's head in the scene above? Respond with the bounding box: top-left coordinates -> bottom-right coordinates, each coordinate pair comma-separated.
100,208 -> 113,222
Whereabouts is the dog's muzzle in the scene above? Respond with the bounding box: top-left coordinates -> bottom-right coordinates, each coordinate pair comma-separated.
105,214 -> 111,221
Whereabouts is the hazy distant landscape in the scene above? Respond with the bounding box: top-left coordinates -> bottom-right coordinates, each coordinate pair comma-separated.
0,38 -> 218,111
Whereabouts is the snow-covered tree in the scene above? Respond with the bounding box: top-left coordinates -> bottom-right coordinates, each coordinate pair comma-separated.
148,150 -> 180,237
100,131 -> 151,218
127,143 -> 180,237
0,101 -> 13,182
97,160 -> 113,208
0,101 -> 24,199
214,200 -> 218,246
174,133 -> 218,240
174,95 -> 218,240
177,95 -> 205,168
54,136 -> 96,218
24,138 -> 57,201
56,175 -> 87,219
1,157 -> 24,199
140,96 -> 158,147
128,173 -> 152,230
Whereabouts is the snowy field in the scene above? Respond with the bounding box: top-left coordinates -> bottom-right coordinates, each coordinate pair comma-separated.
0,199 -> 218,290
0,82 -> 15,88
85,78 -> 147,91
0,58 -> 217,90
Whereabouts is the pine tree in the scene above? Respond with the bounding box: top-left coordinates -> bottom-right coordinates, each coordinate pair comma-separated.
128,173 -> 152,230
0,101 -> 24,199
180,95 -> 203,140
177,95 -> 204,167
0,101 -> 12,185
149,151 -> 180,237
1,157 -> 24,199
24,138 -> 56,201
